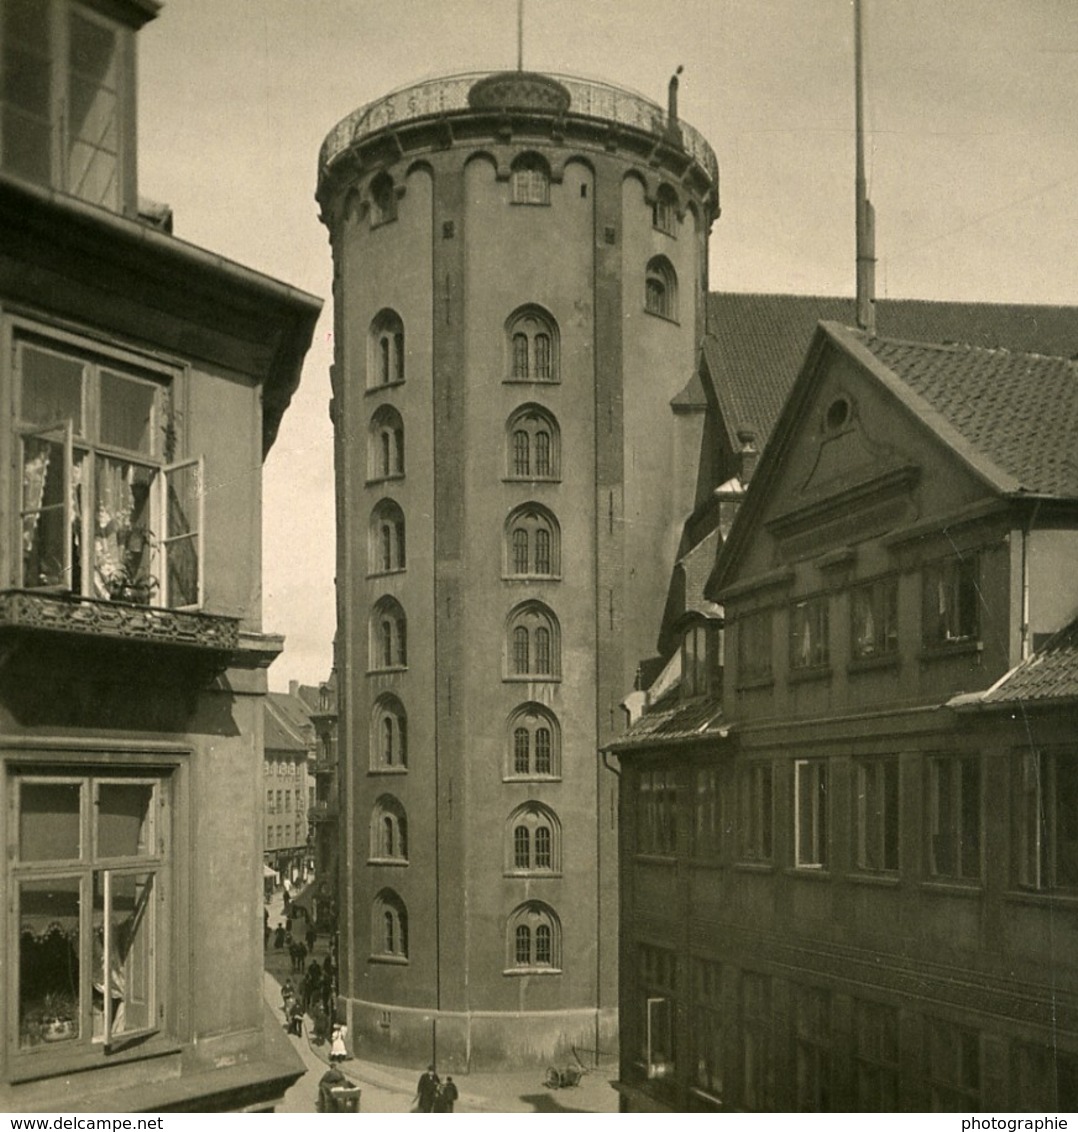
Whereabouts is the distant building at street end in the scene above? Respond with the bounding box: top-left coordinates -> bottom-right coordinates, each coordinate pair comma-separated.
0,0 -> 322,1111
317,67 -> 718,1067
264,683 -> 318,888
306,669 -> 340,930
612,317 -> 1078,1112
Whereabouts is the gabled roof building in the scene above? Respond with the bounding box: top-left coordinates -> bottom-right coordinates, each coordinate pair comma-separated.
614,318 -> 1078,1112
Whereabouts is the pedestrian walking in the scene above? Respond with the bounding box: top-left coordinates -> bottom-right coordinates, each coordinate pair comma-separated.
329,1021 -> 348,1063
439,1077 -> 459,1113
274,923 -> 285,949
306,925 -> 317,953
414,1065 -> 440,1113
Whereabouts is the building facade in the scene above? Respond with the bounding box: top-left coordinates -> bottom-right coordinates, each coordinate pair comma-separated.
613,320 -> 1078,1111
316,69 -> 718,1067
0,0 -> 322,1110
307,670 -> 340,930
264,686 -> 316,887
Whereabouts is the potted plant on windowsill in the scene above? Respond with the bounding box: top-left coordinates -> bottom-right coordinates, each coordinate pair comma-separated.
40,992 -> 78,1041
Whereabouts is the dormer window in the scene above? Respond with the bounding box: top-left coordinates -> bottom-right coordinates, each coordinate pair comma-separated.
681,621 -> 719,698
0,0 -> 134,213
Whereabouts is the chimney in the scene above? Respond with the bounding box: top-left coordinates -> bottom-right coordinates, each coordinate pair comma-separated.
737,429 -> 759,483
668,65 -> 684,122
289,679 -> 299,697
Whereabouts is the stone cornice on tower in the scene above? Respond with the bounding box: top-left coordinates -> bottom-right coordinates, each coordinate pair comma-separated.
316,70 -> 719,221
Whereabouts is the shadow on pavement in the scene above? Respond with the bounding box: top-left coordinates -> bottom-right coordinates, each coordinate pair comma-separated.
518,1092 -> 590,1114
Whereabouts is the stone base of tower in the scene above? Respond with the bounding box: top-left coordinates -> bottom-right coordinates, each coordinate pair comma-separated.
343,998 -> 619,1073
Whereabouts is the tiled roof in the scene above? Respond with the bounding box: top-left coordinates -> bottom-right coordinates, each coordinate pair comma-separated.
265,691 -> 314,751
606,693 -> 725,752
860,337 -> 1078,497
264,709 -> 306,753
703,292 -> 1078,451
978,618 -> 1078,705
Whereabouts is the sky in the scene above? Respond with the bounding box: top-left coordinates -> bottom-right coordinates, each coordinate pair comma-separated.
136,1 -> 1078,690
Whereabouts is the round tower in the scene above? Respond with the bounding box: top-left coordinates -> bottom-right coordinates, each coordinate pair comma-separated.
317,69 -> 718,1069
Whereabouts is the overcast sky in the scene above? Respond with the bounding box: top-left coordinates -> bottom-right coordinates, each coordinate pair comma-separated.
137,1 -> 1078,690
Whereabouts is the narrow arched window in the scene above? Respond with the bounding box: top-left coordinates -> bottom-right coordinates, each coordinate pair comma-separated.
381,433 -> 391,477
370,500 -> 406,575
514,727 -> 530,774
393,428 -> 404,475
514,826 -> 530,869
383,815 -> 395,857
368,310 -> 405,389
512,529 -> 529,574
534,431 -> 551,477
506,705 -> 561,779
513,626 -> 529,675
370,598 -> 407,671
645,256 -> 677,320
512,430 -> 530,476
535,627 -> 551,675
535,727 -> 552,775
370,172 -> 397,226
505,803 -> 561,873
512,333 -> 529,380
534,528 -> 551,575
535,924 -> 552,965
381,525 -> 393,571
382,717 -> 394,763
507,901 -> 561,970
506,602 -> 560,680
373,889 -> 408,960
535,826 -> 552,869
535,334 -> 551,381
505,307 -> 559,383
505,504 -> 560,579
384,910 -> 395,952
653,184 -> 678,235
507,406 -> 559,480
372,694 -> 408,769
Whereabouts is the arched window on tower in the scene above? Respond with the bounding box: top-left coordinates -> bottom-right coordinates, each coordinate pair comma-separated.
368,309 -> 405,388
510,153 -> 550,206
369,405 -> 405,480
505,306 -> 559,383
652,184 -> 678,236
506,901 -> 561,972
506,405 -> 559,480
505,803 -> 560,874
372,889 -> 408,961
645,256 -> 678,320
370,171 -> 397,226
370,795 -> 408,861
369,499 -> 406,575
505,601 -> 560,680
504,503 -> 560,578
370,596 -> 407,671
371,694 -> 407,769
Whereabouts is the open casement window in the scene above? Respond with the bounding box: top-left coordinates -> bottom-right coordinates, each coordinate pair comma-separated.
13,772 -> 167,1055
795,759 -> 828,868
1016,749 -> 1078,892
15,335 -> 201,609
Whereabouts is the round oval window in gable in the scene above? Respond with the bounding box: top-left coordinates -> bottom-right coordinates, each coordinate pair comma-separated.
825,396 -> 851,432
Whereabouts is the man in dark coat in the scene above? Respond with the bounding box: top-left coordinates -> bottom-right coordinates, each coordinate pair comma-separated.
415,1065 -> 440,1112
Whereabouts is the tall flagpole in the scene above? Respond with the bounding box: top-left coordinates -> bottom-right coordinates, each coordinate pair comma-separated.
855,0 -> 877,334
517,0 -> 524,71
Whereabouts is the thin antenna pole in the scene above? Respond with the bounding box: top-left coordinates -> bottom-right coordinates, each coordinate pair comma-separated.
517,0 -> 524,71
855,0 -> 876,334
